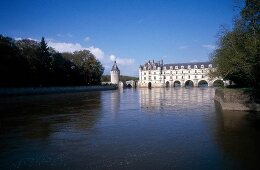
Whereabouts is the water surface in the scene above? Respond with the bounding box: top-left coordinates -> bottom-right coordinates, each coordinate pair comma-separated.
0,88 -> 260,169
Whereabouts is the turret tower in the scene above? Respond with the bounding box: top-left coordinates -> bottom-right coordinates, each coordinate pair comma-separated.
110,61 -> 120,85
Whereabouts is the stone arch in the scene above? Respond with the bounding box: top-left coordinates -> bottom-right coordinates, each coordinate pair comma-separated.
185,80 -> 194,87
198,80 -> 208,87
148,82 -> 152,88
126,84 -> 132,88
166,81 -> 170,88
213,79 -> 224,87
173,80 -> 181,87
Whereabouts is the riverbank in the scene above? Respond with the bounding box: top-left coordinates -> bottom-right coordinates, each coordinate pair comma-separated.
0,85 -> 117,96
214,88 -> 260,112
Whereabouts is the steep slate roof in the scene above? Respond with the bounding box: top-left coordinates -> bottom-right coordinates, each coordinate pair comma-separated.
111,61 -> 120,71
164,61 -> 212,69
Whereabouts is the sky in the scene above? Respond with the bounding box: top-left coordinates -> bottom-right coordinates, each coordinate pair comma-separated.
0,0 -> 237,76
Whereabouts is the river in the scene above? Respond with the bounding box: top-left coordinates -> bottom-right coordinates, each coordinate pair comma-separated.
0,88 -> 260,169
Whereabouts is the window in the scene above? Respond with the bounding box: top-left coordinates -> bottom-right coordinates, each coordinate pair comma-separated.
149,71 -> 151,74
188,65 -> 191,69
194,65 -> 197,69
154,72 -> 156,75
176,76 -> 178,79
182,76 -> 184,79
181,66 -> 184,69
195,75 -> 197,78
201,65 -> 204,68
188,75 -> 190,79
182,71 -> 183,74
188,71 -> 190,73
195,70 -> 197,73
144,72 -> 146,75
176,71 -> 178,74
170,71 -> 172,74
154,76 -> 156,80
202,75 -> 204,78
170,66 -> 173,69
175,66 -> 178,69
202,70 -> 203,73
144,77 -> 146,80
170,76 -> 172,79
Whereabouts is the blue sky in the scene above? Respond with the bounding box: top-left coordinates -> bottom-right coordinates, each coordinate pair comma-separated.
1,0 -> 236,76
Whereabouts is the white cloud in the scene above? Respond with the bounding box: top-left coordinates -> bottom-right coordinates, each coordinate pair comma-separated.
86,46 -> 104,60
48,41 -> 84,53
109,54 -> 134,66
110,54 -> 116,61
202,44 -> 216,50
15,37 -> 38,41
84,36 -> 91,42
48,41 -> 104,60
178,45 -> 189,50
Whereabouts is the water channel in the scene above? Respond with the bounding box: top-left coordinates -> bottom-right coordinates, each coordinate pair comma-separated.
0,88 -> 260,169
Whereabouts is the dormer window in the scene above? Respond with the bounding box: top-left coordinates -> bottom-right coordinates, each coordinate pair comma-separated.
181,66 -> 184,69
175,66 -> 178,69
194,65 -> 197,69
170,66 -> 173,69
188,65 -> 191,69
164,66 -> 166,70
201,65 -> 204,68
209,64 -> 212,68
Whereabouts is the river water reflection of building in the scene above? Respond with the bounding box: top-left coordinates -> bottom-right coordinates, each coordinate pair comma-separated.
139,87 -> 215,111
0,88 -> 260,169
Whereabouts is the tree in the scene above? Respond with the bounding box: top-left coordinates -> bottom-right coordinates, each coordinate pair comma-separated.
210,0 -> 260,88
69,50 -> 104,85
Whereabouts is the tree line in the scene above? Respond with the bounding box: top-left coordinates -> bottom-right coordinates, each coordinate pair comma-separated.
211,0 -> 259,88
0,35 -> 104,87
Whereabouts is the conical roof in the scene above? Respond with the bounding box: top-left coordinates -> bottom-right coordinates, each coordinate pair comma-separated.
111,61 -> 120,71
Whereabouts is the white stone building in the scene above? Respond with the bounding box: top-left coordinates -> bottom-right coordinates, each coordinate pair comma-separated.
110,61 -> 120,85
138,60 -> 224,88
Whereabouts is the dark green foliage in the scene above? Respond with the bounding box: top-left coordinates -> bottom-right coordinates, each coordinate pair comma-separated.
101,75 -> 138,82
211,0 -> 260,88
0,35 -> 104,87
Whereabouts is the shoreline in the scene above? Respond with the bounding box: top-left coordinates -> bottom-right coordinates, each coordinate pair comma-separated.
0,85 -> 117,97
214,88 -> 260,112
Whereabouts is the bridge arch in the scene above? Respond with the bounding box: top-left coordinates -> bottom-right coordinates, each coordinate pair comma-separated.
185,80 -> 194,87
148,82 -> 152,88
166,81 -> 170,88
173,80 -> 181,87
198,80 -> 208,87
213,79 -> 224,87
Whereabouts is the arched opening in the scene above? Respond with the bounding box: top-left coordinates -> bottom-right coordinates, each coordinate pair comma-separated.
213,80 -> 224,87
198,80 -> 208,87
166,81 -> 170,88
126,84 -> 132,88
185,80 -> 194,87
148,82 -> 152,88
173,80 -> 181,87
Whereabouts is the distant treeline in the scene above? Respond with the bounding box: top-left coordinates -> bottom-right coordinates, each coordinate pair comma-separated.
0,35 -> 104,87
101,75 -> 138,82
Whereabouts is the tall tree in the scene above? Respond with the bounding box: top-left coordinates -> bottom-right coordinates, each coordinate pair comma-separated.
211,0 -> 260,88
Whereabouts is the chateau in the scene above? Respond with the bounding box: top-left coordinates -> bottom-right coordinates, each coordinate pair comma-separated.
138,60 -> 224,88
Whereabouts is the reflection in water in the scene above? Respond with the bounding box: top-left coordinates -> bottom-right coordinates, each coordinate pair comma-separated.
0,88 -> 260,169
140,87 -> 215,112
214,102 -> 260,169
